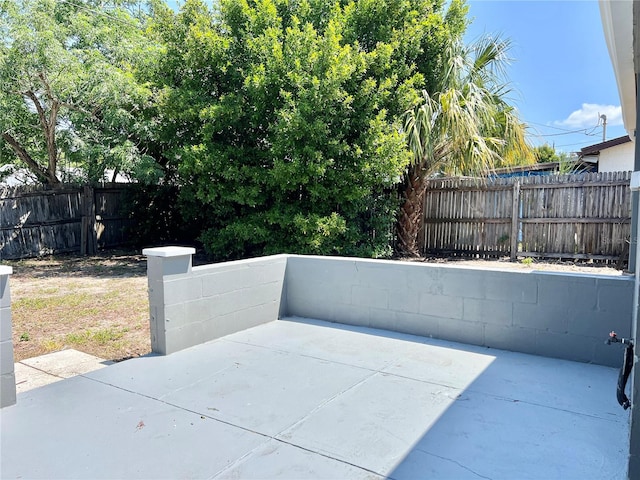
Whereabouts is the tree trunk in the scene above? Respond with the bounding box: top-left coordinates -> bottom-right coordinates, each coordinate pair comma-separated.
44,101 -> 61,186
23,88 -> 61,186
395,164 -> 428,257
1,132 -> 51,185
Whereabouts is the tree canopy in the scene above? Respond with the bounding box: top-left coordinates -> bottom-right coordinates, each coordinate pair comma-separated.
533,143 -> 561,163
1,0 -> 532,260
151,0 -> 469,259
0,0 -> 161,185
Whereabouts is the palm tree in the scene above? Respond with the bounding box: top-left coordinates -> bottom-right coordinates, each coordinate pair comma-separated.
397,35 -> 532,257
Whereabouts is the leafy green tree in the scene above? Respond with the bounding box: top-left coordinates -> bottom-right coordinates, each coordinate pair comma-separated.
532,145 -> 579,174
400,36 -> 533,256
152,0 -> 467,259
0,0 -> 160,185
533,144 -> 560,163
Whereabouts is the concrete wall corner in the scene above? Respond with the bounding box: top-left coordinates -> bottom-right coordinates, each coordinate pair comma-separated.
144,249 -> 288,355
0,265 -> 16,408
143,247 -> 195,354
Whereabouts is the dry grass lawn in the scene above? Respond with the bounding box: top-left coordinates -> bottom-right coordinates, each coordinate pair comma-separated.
6,251 -> 150,362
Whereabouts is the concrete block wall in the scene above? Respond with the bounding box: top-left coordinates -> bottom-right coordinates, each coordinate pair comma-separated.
0,265 -> 15,408
145,251 -> 633,367
283,256 -> 633,367
144,247 -> 286,354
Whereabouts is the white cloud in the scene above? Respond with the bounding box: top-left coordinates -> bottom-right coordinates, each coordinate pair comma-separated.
555,103 -> 623,129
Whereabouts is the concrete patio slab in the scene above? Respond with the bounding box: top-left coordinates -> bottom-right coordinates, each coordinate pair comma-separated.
389,389 -> 627,480
215,439 -> 383,479
2,375 -> 266,479
0,318 -> 630,479
14,362 -> 59,393
14,349 -> 113,393
277,370 -> 461,474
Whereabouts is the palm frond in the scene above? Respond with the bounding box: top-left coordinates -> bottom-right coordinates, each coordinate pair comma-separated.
402,32 -> 532,179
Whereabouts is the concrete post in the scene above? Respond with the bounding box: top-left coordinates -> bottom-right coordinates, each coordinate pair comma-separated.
0,265 -> 15,408
143,247 -> 195,355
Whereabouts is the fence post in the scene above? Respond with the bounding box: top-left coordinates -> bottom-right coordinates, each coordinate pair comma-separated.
510,181 -> 520,261
80,186 -> 96,255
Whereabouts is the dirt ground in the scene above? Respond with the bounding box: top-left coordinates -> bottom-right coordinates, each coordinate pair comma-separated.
4,250 -> 625,363
412,255 -> 625,276
6,251 -> 150,362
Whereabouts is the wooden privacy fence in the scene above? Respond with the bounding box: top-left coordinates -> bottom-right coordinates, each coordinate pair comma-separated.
0,185 -> 133,260
421,171 -> 632,262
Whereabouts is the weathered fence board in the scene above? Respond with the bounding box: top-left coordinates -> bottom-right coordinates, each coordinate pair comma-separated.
94,187 -> 131,249
421,171 -> 632,262
0,185 -> 134,260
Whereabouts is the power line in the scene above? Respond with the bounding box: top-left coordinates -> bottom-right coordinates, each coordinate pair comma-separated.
534,129 -> 601,138
527,120 -> 597,133
554,140 -> 597,149
527,119 -> 606,141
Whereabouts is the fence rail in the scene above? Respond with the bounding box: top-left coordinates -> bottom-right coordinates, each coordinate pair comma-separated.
0,185 -> 134,260
2,172 -> 633,263
420,171 -> 632,263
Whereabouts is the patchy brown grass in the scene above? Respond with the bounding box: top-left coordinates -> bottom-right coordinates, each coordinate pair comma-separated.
6,251 -> 151,362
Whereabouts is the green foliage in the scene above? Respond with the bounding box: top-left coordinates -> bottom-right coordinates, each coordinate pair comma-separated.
533,144 -> 560,163
533,144 -> 578,173
398,34 -> 533,255
152,0 -> 466,259
0,0 -> 162,184
119,184 -> 199,247
404,35 -> 533,177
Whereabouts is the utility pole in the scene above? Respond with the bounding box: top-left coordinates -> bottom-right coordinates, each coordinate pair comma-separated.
600,114 -> 607,142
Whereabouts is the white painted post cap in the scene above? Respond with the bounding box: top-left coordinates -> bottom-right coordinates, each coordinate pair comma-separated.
0,266 -> 13,275
142,246 -> 196,257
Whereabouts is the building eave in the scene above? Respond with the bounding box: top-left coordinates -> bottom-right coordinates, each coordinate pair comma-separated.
599,0 -> 636,139
580,135 -> 632,155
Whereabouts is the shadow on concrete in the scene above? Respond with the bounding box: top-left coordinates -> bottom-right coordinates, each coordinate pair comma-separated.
284,318 -> 630,479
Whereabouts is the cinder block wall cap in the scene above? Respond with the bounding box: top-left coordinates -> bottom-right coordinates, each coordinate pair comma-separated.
0,266 -> 13,275
142,247 -> 196,257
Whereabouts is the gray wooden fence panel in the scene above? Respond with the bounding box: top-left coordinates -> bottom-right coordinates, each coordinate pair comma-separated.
94,187 -> 130,248
422,177 -> 514,257
422,171 -> 632,262
0,187 -> 83,258
0,185 -> 134,260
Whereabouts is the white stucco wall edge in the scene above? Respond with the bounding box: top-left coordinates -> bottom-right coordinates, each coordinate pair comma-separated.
599,0 -> 636,139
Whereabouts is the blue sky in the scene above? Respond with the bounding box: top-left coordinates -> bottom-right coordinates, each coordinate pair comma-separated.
167,0 -> 625,154
465,0 -> 626,153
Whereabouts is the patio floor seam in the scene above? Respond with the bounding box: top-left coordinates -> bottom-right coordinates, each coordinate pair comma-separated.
209,436 -> 386,480
404,449 -> 494,480
221,337 -> 391,373
463,389 -> 629,424
154,362 -> 246,401
84,365 -> 391,479
273,368 -> 381,438
375,366 -> 628,423
81,374 -> 273,438
16,361 -> 65,379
